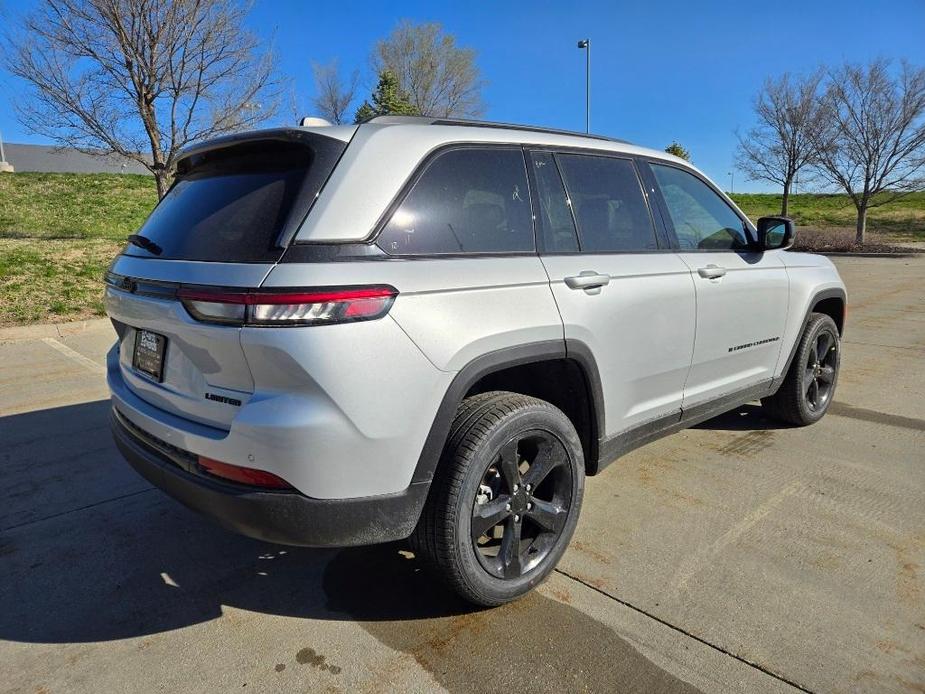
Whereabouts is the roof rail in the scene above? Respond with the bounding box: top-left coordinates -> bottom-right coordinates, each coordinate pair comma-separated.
364,115 -> 631,145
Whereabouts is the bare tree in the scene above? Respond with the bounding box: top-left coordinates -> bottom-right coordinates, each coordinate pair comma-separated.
311,60 -> 359,125
373,20 -> 485,118
735,71 -> 825,216
812,59 -> 925,244
5,0 -> 281,198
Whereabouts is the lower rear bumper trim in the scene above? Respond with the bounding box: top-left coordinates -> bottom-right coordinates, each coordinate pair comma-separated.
111,407 -> 429,547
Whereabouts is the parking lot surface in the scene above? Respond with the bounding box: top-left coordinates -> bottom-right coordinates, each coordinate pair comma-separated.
1,255 -> 923,693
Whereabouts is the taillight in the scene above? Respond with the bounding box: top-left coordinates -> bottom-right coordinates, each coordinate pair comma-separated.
177,285 -> 397,327
198,456 -> 292,489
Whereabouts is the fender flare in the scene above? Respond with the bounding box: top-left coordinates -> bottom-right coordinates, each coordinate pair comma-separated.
772,287 -> 847,391
409,339 -> 606,485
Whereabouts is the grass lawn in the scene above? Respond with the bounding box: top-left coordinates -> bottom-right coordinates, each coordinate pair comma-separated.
0,238 -> 123,325
0,172 -> 156,327
1,172 -> 923,327
729,191 -> 925,241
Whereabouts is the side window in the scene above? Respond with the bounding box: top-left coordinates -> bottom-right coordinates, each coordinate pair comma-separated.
555,154 -> 658,252
378,148 -> 534,255
529,151 -> 579,252
650,164 -> 749,250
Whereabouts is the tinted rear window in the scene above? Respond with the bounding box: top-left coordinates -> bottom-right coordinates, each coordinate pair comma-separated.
556,154 -> 658,253
530,151 -> 579,253
377,147 -> 534,255
124,135 -> 346,262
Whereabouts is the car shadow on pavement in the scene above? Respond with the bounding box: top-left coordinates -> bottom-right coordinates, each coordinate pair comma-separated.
0,397 -> 785,648
0,401 -> 478,646
0,400 -> 702,693
693,403 -> 792,432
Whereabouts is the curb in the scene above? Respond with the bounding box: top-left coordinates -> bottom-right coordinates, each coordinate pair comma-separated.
0,317 -> 111,342
818,252 -> 919,258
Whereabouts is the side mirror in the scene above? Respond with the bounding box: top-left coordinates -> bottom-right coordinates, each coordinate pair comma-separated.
756,216 -> 795,251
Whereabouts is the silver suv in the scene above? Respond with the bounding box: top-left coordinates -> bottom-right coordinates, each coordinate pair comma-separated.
106,116 -> 846,606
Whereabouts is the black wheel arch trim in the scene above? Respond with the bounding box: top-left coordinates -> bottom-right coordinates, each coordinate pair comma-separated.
772,287 -> 846,392
410,339 -> 605,485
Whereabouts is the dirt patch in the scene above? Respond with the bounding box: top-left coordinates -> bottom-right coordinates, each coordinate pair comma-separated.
714,430 -> 776,458
570,540 -> 614,566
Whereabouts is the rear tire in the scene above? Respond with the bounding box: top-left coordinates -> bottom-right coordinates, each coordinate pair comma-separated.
410,391 -> 585,607
762,313 -> 840,426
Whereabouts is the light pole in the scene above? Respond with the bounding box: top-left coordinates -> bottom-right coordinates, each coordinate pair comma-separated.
577,39 -> 590,133
728,171 -> 734,194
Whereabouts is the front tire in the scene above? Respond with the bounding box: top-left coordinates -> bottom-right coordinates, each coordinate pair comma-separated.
411,391 -> 585,606
762,313 -> 841,425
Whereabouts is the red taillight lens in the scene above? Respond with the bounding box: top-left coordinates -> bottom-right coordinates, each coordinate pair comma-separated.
198,456 -> 292,489
177,285 -> 397,327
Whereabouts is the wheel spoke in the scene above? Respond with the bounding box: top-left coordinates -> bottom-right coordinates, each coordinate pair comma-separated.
807,379 -> 819,406
818,365 -> 836,384
522,443 -> 562,489
526,498 -> 566,534
523,532 -> 557,571
499,517 -> 523,578
471,430 -> 575,581
471,495 -> 511,541
816,333 -> 832,362
804,365 -> 816,384
497,438 -> 522,492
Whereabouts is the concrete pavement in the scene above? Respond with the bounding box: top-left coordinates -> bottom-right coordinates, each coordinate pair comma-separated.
1,255 -> 923,693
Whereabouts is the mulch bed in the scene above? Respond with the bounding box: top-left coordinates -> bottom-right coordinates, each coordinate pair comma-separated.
791,227 -> 924,254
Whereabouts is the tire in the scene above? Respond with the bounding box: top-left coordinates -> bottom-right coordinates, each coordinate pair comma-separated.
410,391 -> 585,606
762,313 -> 841,426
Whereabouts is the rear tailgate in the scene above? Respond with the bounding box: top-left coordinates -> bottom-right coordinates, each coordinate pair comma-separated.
105,128 -> 351,429
106,260 -> 270,428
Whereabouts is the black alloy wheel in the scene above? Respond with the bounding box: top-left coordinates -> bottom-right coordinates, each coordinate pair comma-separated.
762,312 -> 841,426
410,391 -> 585,606
471,431 -> 573,579
804,328 -> 838,412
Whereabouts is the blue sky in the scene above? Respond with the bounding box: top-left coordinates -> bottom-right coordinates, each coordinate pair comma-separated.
1,0 -> 924,191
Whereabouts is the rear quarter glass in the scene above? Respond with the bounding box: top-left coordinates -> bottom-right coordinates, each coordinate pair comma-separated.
123,134 -> 347,263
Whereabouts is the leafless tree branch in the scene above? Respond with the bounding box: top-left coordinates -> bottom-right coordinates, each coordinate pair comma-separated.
811,59 -> 925,243
5,0 -> 282,198
372,20 -> 485,118
310,60 -> 359,125
734,70 -> 825,215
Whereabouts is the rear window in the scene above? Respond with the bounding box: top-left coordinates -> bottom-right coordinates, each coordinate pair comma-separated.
377,147 -> 534,255
124,135 -> 346,262
556,154 -> 658,253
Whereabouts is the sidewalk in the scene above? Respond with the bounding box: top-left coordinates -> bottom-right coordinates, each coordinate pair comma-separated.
0,316 -> 111,343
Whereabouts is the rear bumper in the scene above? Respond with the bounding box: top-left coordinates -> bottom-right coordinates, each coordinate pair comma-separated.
111,408 -> 429,547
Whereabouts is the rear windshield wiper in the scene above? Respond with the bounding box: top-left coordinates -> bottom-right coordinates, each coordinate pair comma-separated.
127,234 -> 163,256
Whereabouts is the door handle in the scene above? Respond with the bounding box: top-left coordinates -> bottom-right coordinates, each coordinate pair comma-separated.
697,264 -> 727,279
564,271 -> 611,294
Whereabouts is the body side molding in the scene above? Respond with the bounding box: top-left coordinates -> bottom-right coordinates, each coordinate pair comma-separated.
596,380 -> 774,472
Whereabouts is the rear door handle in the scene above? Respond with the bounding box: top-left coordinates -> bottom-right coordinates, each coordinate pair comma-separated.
564,271 -> 611,294
697,264 -> 727,279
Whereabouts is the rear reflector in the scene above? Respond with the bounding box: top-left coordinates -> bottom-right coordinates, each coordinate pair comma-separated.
177,285 -> 397,327
198,456 -> 293,489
